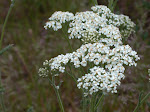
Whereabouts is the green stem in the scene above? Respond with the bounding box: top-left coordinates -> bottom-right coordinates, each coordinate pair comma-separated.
80,67 -> 85,74
90,94 -> 97,112
62,29 -> 73,52
108,0 -> 118,12
53,87 -> 65,112
68,64 -> 77,82
66,71 -> 77,84
82,95 -> 86,112
94,93 -> 104,111
93,0 -> 98,5
133,92 -> 150,112
48,78 -> 65,112
66,65 -> 85,92
0,1 -> 15,50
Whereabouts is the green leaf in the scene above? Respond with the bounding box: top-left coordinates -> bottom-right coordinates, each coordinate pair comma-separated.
0,44 -> 13,55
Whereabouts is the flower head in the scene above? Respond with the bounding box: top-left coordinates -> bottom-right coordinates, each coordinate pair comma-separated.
45,5 -> 135,43
40,5 -> 139,96
39,43 -> 140,95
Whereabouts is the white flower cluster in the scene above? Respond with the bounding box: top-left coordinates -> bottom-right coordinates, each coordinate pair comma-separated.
91,5 -> 111,17
68,12 -> 122,46
40,5 -> 139,96
39,67 -> 49,77
68,11 -> 107,40
91,5 -> 135,38
44,5 -> 135,43
108,14 -> 135,38
44,11 -> 74,31
39,43 -> 140,94
77,66 -> 124,95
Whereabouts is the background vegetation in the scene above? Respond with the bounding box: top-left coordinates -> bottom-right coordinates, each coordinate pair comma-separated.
0,0 -> 150,111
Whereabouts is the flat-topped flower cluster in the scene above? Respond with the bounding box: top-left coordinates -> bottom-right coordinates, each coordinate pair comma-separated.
39,43 -> 140,94
39,5 -> 140,96
44,11 -> 74,31
44,5 -> 135,43
91,5 -> 135,38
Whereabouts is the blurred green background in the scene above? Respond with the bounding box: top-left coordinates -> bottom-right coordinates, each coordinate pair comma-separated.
0,0 -> 150,112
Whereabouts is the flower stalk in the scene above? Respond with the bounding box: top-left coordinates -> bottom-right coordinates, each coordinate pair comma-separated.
108,0 -> 118,12
82,94 -> 86,112
93,0 -> 98,5
94,93 -> 104,111
48,77 -> 65,112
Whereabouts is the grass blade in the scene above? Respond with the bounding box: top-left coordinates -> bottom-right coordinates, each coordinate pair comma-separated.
133,92 -> 150,112
0,44 -> 13,55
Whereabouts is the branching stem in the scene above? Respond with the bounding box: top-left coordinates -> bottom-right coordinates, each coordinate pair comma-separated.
48,78 -> 65,112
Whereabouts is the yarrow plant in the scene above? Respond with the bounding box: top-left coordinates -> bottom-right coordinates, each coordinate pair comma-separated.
39,3 -> 141,112
39,43 -> 139,96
